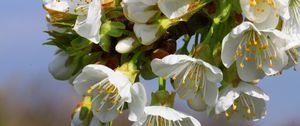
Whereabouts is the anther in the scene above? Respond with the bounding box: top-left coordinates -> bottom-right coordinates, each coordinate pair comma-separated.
172,75 -> 177,80
240,63 -> 245,69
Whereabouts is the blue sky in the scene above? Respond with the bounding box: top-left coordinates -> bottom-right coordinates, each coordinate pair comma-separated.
0,1 -> 299,126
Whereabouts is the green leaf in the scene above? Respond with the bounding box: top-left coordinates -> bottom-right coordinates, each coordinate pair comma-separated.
51,21 -> 74,27
106,10 -> 123,19
101,21 -> 126,37
99,35 -> 111,52
82,52 -> 102,66
71,37 -> 91,49
107,29 -> 123,37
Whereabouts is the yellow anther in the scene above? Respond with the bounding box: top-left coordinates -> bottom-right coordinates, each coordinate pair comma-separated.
261,44 -> 269,49
267,0 -> 277,9
245,57 -> 249,61
240,63 -> 245,69
269,63 -> 273,68
172,76 -> 177,80
250,0 -> 257,6
246,48 -> 251,52
247,108 -> 251,114
233,103 -> 238,111
252,41 -> 258,46
225,112 -> 230,118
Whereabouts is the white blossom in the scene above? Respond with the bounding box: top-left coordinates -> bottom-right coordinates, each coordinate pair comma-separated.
215,82 -> 269,121
133,106 -> 201,126
151,55 -> 223,111
73,65 -> 146,122
240,0 -> 290,29
282,0 -> 300,68
221,22 -> 289,82
44,0 -> 102,44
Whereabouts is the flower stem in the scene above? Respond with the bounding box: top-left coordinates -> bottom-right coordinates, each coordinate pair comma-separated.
202,23 -> 216,45
129,51 -> 142,64
183,34 -> 191,48
158,77 -> 166,91
109,121 -> 113,126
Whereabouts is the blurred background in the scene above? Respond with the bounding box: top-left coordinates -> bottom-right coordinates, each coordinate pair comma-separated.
0,1 -> 300,126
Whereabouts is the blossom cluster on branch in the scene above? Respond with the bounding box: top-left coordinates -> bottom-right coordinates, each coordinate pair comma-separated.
43,0 -> 300,125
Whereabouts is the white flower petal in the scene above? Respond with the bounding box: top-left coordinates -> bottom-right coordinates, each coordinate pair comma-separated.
221,22 -> 257,68
261,30 -> 288,75
151,55 -> 193,78
122,1 -> 159,23
187,94 -> 207,112
144,106 -> 199,123
44,0 -> 72,13
254,10 -> 279,30
108,71 -> 132,102
140,0 -> 158,5
73,0 -> 102,44
133,23 -> 161,45
236,56 -> 266,82
234,22 -> 261,35
144,106 -> 183,120
203,82 -> 219,106
240,0 -> 272,23
49,51 -> 78,80
158,0 -> 193,19
128,83 -> 147,121
92,97 -> 120,122
215,86 -> 239,114
174,72 -> 195,100
44,0 -> 89,15
134,106 -> 201,126
201,61 -> 223,83
221,33 -> 242,68
251,97 -> 267,121
276,0 -> 290,20
73,65 -> 114,96
282,6 -> 300,49
240,0 -> 289,29
237,82 -> 270,101
229,95 -> 267,122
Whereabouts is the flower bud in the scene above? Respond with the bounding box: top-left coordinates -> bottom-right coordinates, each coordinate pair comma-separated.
115,37 -> 137,54
48,51 -> 78,80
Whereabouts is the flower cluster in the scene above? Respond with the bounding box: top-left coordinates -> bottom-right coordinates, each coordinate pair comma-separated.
43,0 -> 300,125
